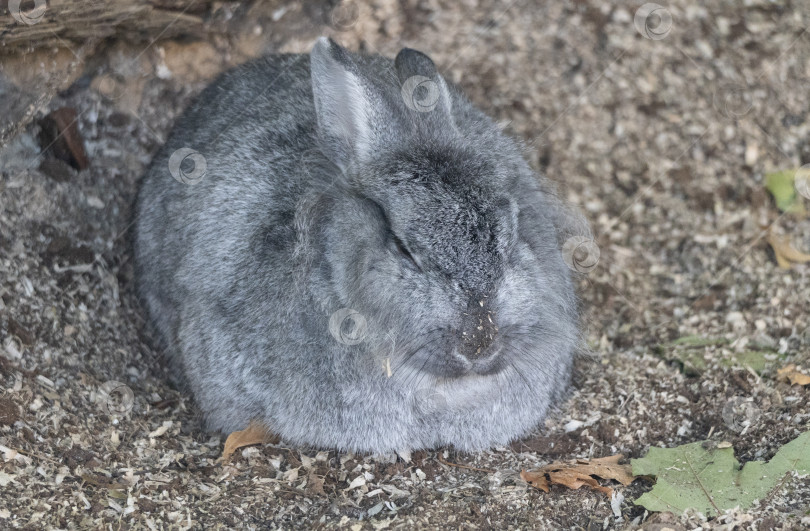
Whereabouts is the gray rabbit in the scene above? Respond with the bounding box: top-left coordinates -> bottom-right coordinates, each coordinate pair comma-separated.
134,37 -> 587,453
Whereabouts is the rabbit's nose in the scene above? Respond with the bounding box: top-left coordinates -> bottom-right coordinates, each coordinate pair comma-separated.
458,296 -> 498,361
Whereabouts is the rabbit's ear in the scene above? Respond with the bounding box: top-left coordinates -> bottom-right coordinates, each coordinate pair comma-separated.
310,37 -> 394,171
394,48 -> 455,129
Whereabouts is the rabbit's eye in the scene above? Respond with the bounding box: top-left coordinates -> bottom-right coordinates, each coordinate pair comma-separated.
390,234 -> 422,272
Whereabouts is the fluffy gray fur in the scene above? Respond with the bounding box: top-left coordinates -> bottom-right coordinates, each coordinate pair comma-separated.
134,37 -> 585,453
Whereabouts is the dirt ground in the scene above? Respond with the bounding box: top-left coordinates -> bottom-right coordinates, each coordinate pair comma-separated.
1,0 -> 810,529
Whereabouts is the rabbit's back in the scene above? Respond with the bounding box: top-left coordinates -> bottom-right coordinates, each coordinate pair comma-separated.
135,55 -> 317,358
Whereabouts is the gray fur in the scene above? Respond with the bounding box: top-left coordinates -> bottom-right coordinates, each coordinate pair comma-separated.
134,37 -> 585,453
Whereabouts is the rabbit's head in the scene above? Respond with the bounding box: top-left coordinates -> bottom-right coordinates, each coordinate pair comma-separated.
309,38 -> 576,384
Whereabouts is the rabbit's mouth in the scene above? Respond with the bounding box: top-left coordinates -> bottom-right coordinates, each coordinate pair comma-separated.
396,324 -> 506,379
442,344 -> 504,377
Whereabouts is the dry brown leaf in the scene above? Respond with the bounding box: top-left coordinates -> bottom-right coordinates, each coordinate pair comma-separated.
306,470 -> 326,496
520,454 -> 635,498
521,469 -> 551,492
767,232 -> 810,269
221,421 -> 277,461
548,469 -> 614,497
80,473 -> 128,490
776,364 -> 810,386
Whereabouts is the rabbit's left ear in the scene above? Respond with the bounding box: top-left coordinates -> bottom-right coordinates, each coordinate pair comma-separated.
394,48 -> 455,128
310,37 -> 397,171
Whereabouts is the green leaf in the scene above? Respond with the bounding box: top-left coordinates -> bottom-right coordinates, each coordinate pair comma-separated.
765,169 -> 806,214
718,350 -> 771,374
654,336 -> 777,376
654,336 -> 726,376
669,335 -> 729,348
632,431 -> 810,517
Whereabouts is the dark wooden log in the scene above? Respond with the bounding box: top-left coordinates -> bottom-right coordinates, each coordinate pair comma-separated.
0,0 -> 218,53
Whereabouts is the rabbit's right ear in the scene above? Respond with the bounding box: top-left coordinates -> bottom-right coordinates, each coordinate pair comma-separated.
310,37 -> 395,171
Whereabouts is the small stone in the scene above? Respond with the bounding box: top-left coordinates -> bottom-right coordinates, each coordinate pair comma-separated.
744,142 -> 758,165
564,420 -> 584,432
726,311 -> 746,328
